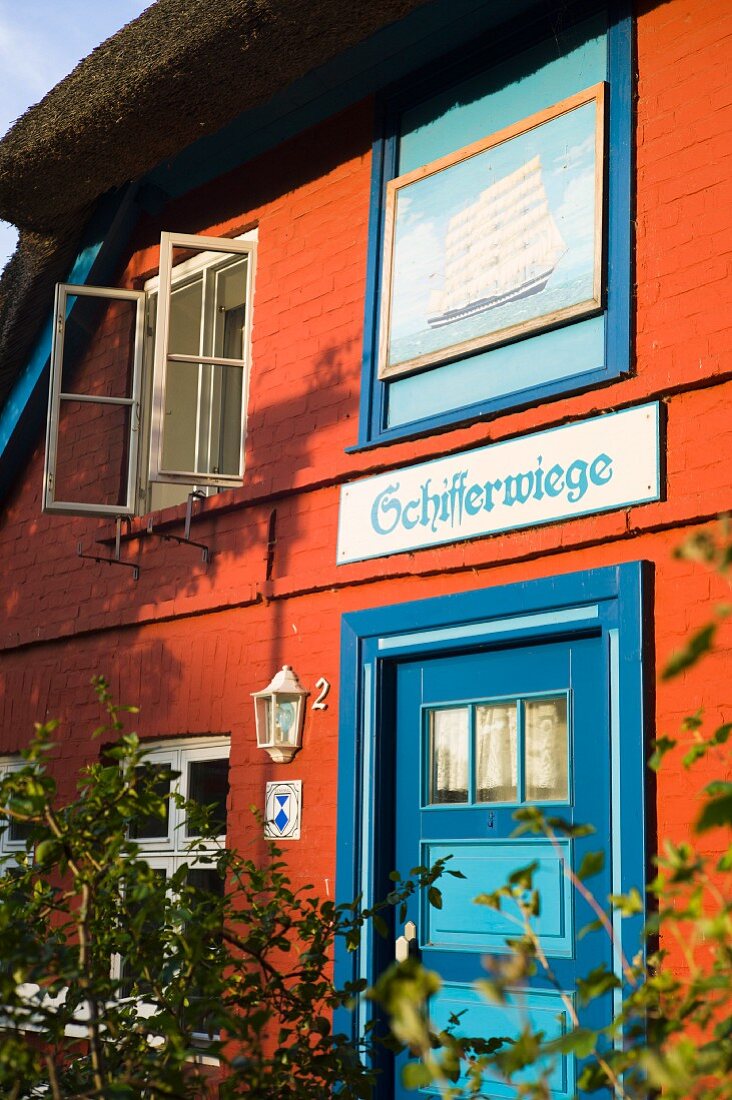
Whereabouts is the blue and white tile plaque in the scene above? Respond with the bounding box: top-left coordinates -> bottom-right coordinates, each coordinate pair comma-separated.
264,780 -> 302,841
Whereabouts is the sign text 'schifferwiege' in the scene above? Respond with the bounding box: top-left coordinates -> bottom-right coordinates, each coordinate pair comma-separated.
337,404 -> 660,564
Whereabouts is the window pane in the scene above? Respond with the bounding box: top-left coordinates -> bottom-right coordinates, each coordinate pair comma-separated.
186,758 -> 229,836
160,358 -> 199,472
119,866 -> 167,997
524,697 -> 568,801
168,275 -> 203,356
8,817 -> 33,843
160,360 -> 244,480
475,702 -> 518,802
54,399 -> 131,507
187,867 -> 225,897
204,362 -> 244,478
128,764 -> 171,839
61,294 -> 137,399
213,257 -> 248,360
429,708 -> 468,804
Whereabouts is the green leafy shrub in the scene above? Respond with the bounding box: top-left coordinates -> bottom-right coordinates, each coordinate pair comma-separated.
0,679 -> 444,1099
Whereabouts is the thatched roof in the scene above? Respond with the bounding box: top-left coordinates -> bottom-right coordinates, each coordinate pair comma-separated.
0,0 -> 433,410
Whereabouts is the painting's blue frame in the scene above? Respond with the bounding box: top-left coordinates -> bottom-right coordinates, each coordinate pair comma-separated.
354,0 -> 633,450
334,562 -> 649,1088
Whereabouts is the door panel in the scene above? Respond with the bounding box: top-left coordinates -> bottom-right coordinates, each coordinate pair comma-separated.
394,634 -> 611,1097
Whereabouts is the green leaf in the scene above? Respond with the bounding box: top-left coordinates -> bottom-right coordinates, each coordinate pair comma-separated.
696,783 -> 732,833
576,964 -> 621,1005
609,887 -> 644,916
427,886 -> 443,910
545,815 -> 596,838
649,736 -> 676,771
662,623 -> 716,679
544,1027 -> 597,1058
576,850 -> 605,881
402,1061 -> 434,1089
372,914 -> 389,939
507,861 -> 538,890
716,845 -> 732,872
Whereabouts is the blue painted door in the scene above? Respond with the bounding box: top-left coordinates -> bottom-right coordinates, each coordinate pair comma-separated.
394,634 -> 612,1098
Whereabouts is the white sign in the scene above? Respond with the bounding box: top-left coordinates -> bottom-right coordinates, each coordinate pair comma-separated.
264,780 -> 302,841
338,403 -> 660,564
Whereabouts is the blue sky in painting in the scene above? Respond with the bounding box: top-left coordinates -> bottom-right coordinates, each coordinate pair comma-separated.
0,0 -> 154,271
388,99 -> 598,358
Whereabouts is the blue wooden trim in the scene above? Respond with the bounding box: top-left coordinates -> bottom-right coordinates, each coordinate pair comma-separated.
0,185 -> 141,502
377,604 -> 600,653
355,0 -> 633,449
335,562 -> 648,1069
605,0 -> 634,378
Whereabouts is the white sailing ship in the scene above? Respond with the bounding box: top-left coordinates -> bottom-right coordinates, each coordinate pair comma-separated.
427,155 -> 567,329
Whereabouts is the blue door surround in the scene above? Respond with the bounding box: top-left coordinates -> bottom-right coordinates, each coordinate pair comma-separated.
335,563 -> 648,1096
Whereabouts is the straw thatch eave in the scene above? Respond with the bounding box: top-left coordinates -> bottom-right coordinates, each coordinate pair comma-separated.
0,0 -> 431,234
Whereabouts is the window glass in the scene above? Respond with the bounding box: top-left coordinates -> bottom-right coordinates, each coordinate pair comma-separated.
186,758 -> 229,837
61,294 -> 138,399
524,696 -> 568,801
424,696 -> 569,807
429,708 -> 469,804
128,763 -> 172,840
213,257 -> 248,360
168,276 -> 203,356
54,399 -> 132,507
159,359 -> 200,473
475,702 -> 517,803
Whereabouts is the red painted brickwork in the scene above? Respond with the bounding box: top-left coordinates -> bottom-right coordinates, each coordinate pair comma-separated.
0,1 -> 730,976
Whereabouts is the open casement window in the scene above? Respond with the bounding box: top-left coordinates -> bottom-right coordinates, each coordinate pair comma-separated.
43,233 -> 255,518
148,233 -> 254,491
44,285 -> 145,516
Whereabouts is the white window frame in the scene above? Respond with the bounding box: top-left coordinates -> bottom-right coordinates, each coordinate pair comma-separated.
149,231 -> 256,489
113,736 -> 231,1043
43,231 -> 256,518
129,735 -> 231,867
43,284 -> 146,517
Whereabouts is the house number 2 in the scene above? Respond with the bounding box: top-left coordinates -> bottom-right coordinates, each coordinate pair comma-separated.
312,677 -> 331,711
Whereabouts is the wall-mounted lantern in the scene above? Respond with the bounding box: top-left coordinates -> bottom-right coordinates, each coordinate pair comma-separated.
252,665 -> 308,763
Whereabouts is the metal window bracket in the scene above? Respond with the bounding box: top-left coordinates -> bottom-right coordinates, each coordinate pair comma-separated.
145,490 -> 211,564
77,517 -> 140,580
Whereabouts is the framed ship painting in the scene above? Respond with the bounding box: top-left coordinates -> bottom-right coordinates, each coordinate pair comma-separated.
377,83 -> 606,380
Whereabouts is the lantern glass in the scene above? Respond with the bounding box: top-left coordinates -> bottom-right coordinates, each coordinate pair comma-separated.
274,694 -> 301,746
255,695 -> 273,748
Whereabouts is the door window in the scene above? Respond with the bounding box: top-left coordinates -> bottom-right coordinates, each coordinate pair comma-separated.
426,694 -> 568,806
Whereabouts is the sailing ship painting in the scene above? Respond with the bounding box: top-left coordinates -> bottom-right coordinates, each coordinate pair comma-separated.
425,156 -> 567,329
379,86 -> 604,380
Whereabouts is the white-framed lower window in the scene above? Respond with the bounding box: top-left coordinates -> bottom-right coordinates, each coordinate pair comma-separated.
116,737 -> 230,1022
0,756 -> 34,867
126,734 -> 230,865
43,232 -> 256,517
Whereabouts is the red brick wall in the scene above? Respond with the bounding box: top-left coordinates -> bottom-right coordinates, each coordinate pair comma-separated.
0,0 -> 730,931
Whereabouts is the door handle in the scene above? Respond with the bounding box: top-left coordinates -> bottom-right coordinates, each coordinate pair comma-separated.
395,920 -> 418,963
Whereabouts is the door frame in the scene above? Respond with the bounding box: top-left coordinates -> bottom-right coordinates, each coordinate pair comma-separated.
335,563 -> 649,1089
